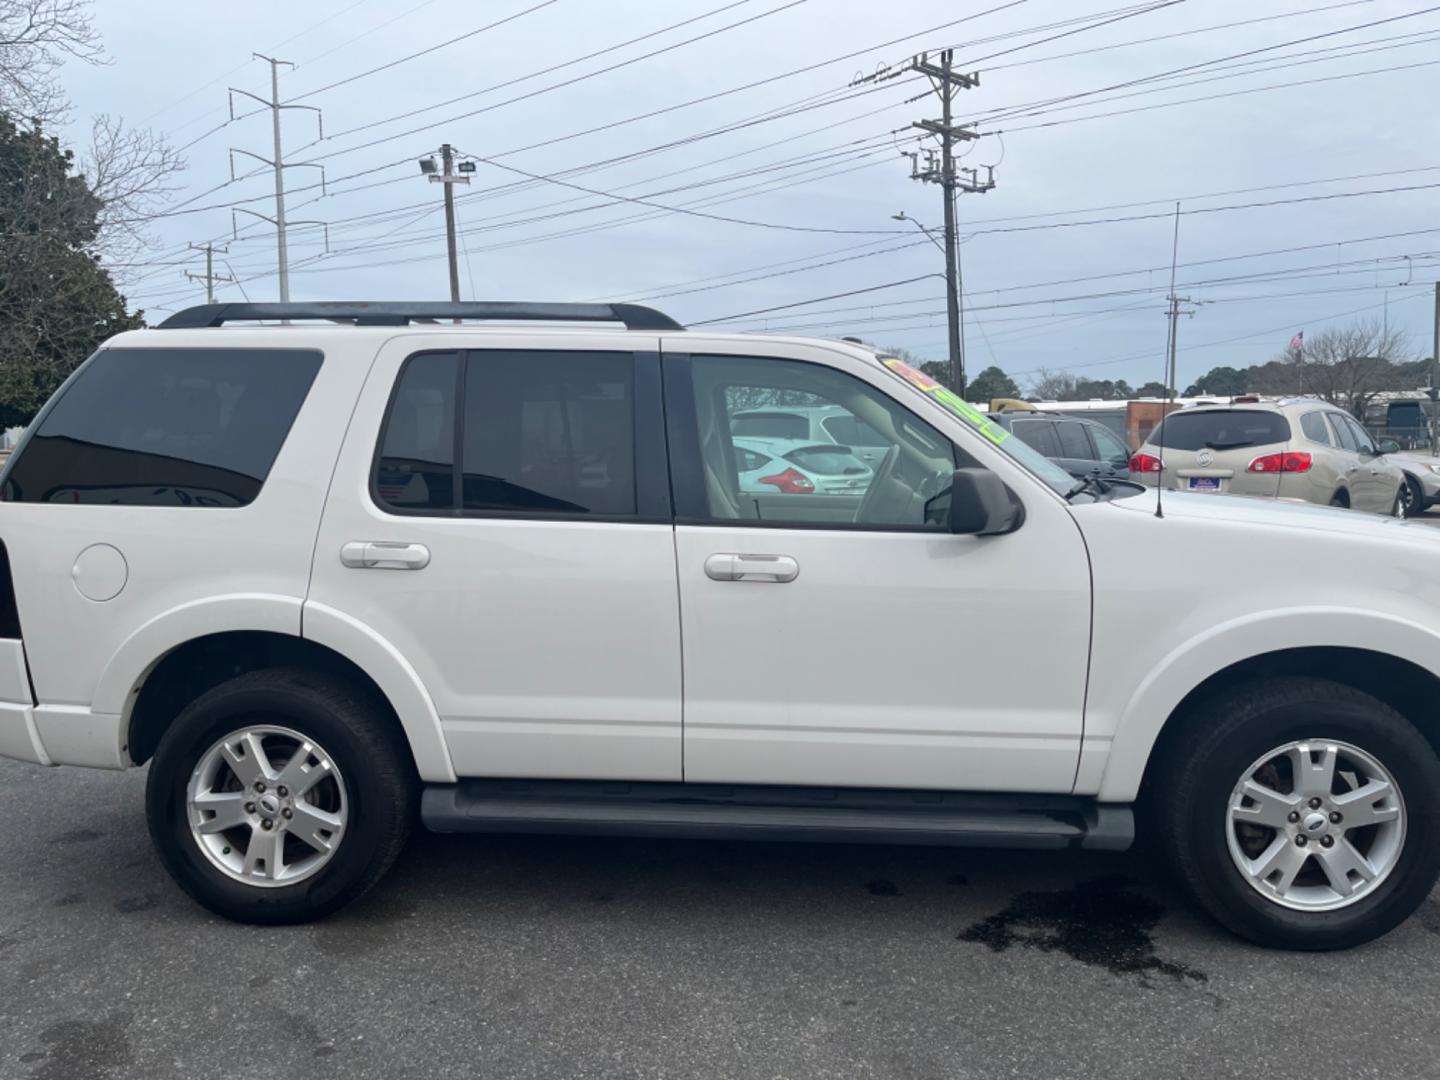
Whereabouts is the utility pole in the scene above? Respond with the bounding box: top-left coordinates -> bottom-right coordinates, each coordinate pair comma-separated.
185,242 -> 233,303
229,56 -> 324,302
905,49 -> 993,398
1164,293 -> 1195,394
419,144 -> 474,301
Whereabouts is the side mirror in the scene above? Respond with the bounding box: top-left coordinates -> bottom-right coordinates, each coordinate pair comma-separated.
1375,437 -> 1399,455
927,468 -> 1025,535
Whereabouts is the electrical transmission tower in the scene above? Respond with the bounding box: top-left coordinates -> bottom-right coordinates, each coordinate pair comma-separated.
228,55 -> 328,301
904,49 -> 993,398
185,242 -> 233,303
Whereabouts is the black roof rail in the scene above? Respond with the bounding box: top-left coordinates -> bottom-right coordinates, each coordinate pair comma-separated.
157,301 -> 684,331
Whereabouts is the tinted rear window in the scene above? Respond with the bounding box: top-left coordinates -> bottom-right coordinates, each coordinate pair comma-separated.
784,446 -> 868,475
731,413 -> 807,439
2,347 -> 321,506
1151,410 -> 1290,451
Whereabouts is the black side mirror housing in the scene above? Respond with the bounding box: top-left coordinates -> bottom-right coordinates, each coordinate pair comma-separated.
1375,437 -> 1400,455
942,468 -> 1025,535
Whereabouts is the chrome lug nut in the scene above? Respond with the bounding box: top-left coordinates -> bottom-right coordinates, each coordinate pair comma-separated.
1287,811 -> 1301,823
1320,835 -> 1335,848
282,808 -> 293,819
1308,797 -> 1323,809
277,786 -> 288,798
1296,835 -> 1308,846
255,781 -> 266,793
260,819 -> 273,831
1330,811 -> 1343,823
244,802 -> 256,814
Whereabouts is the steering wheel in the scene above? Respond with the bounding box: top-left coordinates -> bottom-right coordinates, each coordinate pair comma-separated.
854,444 -> 901,524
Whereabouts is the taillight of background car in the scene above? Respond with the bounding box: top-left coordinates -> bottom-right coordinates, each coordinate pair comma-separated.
758,467 -> 815,494
1129,453 -> 1164,473
1247,452 -> 1312,473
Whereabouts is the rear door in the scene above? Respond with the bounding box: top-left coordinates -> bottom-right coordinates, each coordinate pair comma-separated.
307,333 -> 683,780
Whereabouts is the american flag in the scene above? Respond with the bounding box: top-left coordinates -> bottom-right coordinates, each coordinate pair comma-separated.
1289,331 -> 1304,351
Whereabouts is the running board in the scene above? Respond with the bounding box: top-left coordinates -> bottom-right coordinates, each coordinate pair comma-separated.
421,780 -> 1133,851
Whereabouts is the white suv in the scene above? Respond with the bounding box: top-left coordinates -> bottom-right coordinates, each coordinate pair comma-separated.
2,301 -> 1438,950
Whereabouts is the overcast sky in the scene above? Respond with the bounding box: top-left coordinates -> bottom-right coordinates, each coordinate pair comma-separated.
60,0 -> 1440,391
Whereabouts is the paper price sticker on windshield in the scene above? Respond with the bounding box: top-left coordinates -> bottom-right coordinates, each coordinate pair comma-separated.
881,358 -> 1011,445
882,357 -> 941,392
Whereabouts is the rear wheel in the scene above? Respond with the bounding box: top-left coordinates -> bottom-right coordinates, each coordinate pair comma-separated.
146,667 -> 416,924
1329,490 -> 1350,509
1155,676 -> 1440,949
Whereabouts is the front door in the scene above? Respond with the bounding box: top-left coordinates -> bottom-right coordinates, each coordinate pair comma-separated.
664,339 -> 1092,794
308,334 -> 683,780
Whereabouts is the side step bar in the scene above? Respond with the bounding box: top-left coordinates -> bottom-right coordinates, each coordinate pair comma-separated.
421,780 -> 1134,852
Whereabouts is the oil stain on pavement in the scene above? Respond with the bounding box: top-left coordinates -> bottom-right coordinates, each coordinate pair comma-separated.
958,875 -> 1206,986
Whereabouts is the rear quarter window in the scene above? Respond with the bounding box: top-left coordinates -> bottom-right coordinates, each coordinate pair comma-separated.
2,347 -> 322,506
1151,409 -> 1290,451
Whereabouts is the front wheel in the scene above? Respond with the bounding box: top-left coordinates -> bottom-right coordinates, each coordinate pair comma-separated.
1155,676 -> 1440,949
146,667 -> 416,924
1399,475 -> 1423,518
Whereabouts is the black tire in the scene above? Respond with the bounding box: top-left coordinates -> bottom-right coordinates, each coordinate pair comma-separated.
1329,491 -> 1349,509
1154,676 -> 1440,950
1400,475 -> 1424,518
146,667 -> 417,924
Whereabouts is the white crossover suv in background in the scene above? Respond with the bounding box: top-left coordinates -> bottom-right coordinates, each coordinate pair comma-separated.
2,301 -> 1439,951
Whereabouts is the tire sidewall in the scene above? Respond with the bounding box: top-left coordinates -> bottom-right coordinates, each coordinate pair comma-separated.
146,681 -> 397,922
1181,696 -> 1440,949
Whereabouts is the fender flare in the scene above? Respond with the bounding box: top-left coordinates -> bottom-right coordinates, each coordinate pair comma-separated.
96,594 -> 303,718
1094,606 -> 1440,802
96,594 -> 456,784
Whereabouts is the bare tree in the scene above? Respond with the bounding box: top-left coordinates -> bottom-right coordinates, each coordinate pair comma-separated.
1285,320 -> 1415,419
1027,368 -> 1079,401
84,113 -> 184,264
0,0 -> 103,124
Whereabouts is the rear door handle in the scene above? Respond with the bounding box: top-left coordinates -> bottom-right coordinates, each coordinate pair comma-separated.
341,541 -> 430,570
705,553 -> 799,583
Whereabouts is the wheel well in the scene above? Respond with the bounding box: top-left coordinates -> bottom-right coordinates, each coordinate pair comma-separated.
127,631 -> 404,766
1144,646 -> 1440,789
1330,488 -> 1350,507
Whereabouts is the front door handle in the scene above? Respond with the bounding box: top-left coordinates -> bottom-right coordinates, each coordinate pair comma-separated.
340,541 -> 431,570
705,553 -> 799,583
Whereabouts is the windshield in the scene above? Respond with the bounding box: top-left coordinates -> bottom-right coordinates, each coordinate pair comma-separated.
1151,409 -> 1290,451
876,358 -> 1077,496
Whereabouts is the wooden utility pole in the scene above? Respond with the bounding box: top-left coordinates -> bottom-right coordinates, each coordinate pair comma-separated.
185,242 -> 233,303
423,144 -> 471,302
907,50 -> 993,398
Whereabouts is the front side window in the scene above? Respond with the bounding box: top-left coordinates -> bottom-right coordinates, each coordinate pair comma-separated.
1089,424 -> 1130,466
1344,416 -> 1376,455
374,350 -> 638,517
1328,413 -> 1359,452
687,354 -> 958,528
3,347 -> 321,506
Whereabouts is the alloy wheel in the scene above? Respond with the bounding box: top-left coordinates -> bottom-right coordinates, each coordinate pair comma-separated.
1226,739 -> 1405,911
186,725 -> 348,888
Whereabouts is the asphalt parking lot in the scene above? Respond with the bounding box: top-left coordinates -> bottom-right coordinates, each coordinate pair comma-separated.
4,756 -> 1440,1080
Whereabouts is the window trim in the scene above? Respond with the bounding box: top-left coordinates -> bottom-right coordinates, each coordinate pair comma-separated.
369,347 -> 671,524
662,350 -> 962,534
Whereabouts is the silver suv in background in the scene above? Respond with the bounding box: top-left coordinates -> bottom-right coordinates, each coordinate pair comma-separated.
1130,399 -> 1407,515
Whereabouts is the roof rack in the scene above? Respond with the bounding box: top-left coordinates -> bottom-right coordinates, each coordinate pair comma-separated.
157,301 -> 684,331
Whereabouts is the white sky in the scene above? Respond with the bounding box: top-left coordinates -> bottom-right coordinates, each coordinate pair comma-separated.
61,0 -> 1440,391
